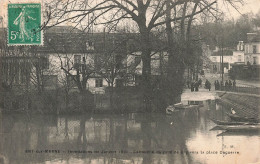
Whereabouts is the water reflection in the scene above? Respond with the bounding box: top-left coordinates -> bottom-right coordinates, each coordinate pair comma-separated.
0,100 -> 259,164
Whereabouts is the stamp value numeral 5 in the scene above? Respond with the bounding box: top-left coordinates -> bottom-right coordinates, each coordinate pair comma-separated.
10,31 -> 19,40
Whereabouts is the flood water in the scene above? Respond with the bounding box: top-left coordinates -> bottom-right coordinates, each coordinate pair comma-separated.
0,100 -> 259,164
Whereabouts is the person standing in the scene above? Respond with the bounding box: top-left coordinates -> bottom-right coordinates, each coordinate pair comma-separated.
208,81 -> 211,91
195,81 -> 199,92
216,80 -> 220,90
198,78 -> 202,87
233,80 -> 236,90
220,81 -> 224,90
228,80 -> 232,90
225,80 -> 229,90
191,81 -> 194,92
187,80 -> 190,89
205,79 -> 211,91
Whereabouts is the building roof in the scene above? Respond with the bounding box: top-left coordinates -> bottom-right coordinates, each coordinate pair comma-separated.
1,26 -> 166,54
211,49 -> 233,56
245,32 -> 260,43
35,27 -> 139,54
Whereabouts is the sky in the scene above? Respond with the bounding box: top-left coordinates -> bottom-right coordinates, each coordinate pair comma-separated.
220,0 -> 260,18
0,0 -> 260,28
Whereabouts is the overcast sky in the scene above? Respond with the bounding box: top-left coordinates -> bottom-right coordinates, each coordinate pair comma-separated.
0,0 -> 260,28
221,0 -> 260,18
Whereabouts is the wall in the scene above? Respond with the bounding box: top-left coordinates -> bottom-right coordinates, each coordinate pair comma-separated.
232,51 -> 244,63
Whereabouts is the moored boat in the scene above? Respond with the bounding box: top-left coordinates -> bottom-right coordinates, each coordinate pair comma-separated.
166,105 -> 175,115
210,118 -> 256,125
225,112 -> 260,123
217,124 -> 260,131
174,103 -> 198,110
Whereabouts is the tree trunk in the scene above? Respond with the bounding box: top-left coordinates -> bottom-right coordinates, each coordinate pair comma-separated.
139,24 -> 152,111
166,0 -> 185,105
166,0 -> 175,105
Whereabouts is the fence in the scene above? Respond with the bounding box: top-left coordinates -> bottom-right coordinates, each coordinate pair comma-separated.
218,86 -> 260,95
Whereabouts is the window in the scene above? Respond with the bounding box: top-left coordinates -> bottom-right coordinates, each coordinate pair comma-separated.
95,78 -> 103,87
253,45 -> 257,54
86,41 -> 94,50
74,55 -> 81,64
134,56 -> 141,65
238,55 -> 242,62
212,57 -> 216,62
253,57 -> 257,65
89,41 -> 93,46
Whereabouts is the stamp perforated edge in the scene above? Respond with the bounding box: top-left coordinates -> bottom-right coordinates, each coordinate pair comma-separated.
7,1 -> 44,46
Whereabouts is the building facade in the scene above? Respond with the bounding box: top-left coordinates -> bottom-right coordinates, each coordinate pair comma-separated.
209,41 -> 245,74
244,33 -> 260,65
1,26 -> 166,94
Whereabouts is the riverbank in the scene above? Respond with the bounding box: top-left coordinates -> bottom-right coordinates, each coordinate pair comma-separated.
0,87 -> 169,114
216,91 -> 260,118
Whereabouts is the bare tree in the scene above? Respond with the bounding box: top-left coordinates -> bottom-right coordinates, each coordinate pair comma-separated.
44,32 -> 96,111
43,0 -> 244,110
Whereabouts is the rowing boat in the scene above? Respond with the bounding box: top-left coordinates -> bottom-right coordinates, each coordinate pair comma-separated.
166,105 -> 176,115
217,131 -> 260,136
225,112 -> 260,123
174,103 -> 198,110
217,124 -> 260,131
210,118 -> 256,125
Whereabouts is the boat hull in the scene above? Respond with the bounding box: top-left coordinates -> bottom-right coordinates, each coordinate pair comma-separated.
217,124 -> 260,131
225,112 -> 259,123
174,103 -> 198,110
210,118 -> 256,125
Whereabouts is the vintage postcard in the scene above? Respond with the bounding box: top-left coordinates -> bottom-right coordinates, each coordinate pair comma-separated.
0,0 -> 260,164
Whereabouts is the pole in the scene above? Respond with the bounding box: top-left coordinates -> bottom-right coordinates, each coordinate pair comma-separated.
221,40 -> 224,82
219,51 -> 221,77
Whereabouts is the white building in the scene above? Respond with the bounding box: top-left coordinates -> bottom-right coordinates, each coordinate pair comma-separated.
209,41 -> 245,73
1,26 -> 168,93
244,32 -> 260,65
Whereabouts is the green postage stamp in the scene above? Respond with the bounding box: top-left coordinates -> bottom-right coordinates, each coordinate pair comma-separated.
8,3 -> 42,45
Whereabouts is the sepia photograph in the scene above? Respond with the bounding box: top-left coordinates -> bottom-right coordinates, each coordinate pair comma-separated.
0,0 -> 260,163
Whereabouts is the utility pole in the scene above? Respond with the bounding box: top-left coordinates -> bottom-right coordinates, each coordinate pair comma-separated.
221,35 -> 224,82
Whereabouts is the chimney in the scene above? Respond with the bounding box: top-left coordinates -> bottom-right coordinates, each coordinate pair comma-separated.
240,41 -> 244,51
247,33 -> 257,42
237,41 -> 244,51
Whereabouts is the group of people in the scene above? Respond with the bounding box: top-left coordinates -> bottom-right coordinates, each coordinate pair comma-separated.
187,78 -> 236,92
187,79 -> 202,92
187,78 -> 212,92
214,79 -> 236,90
